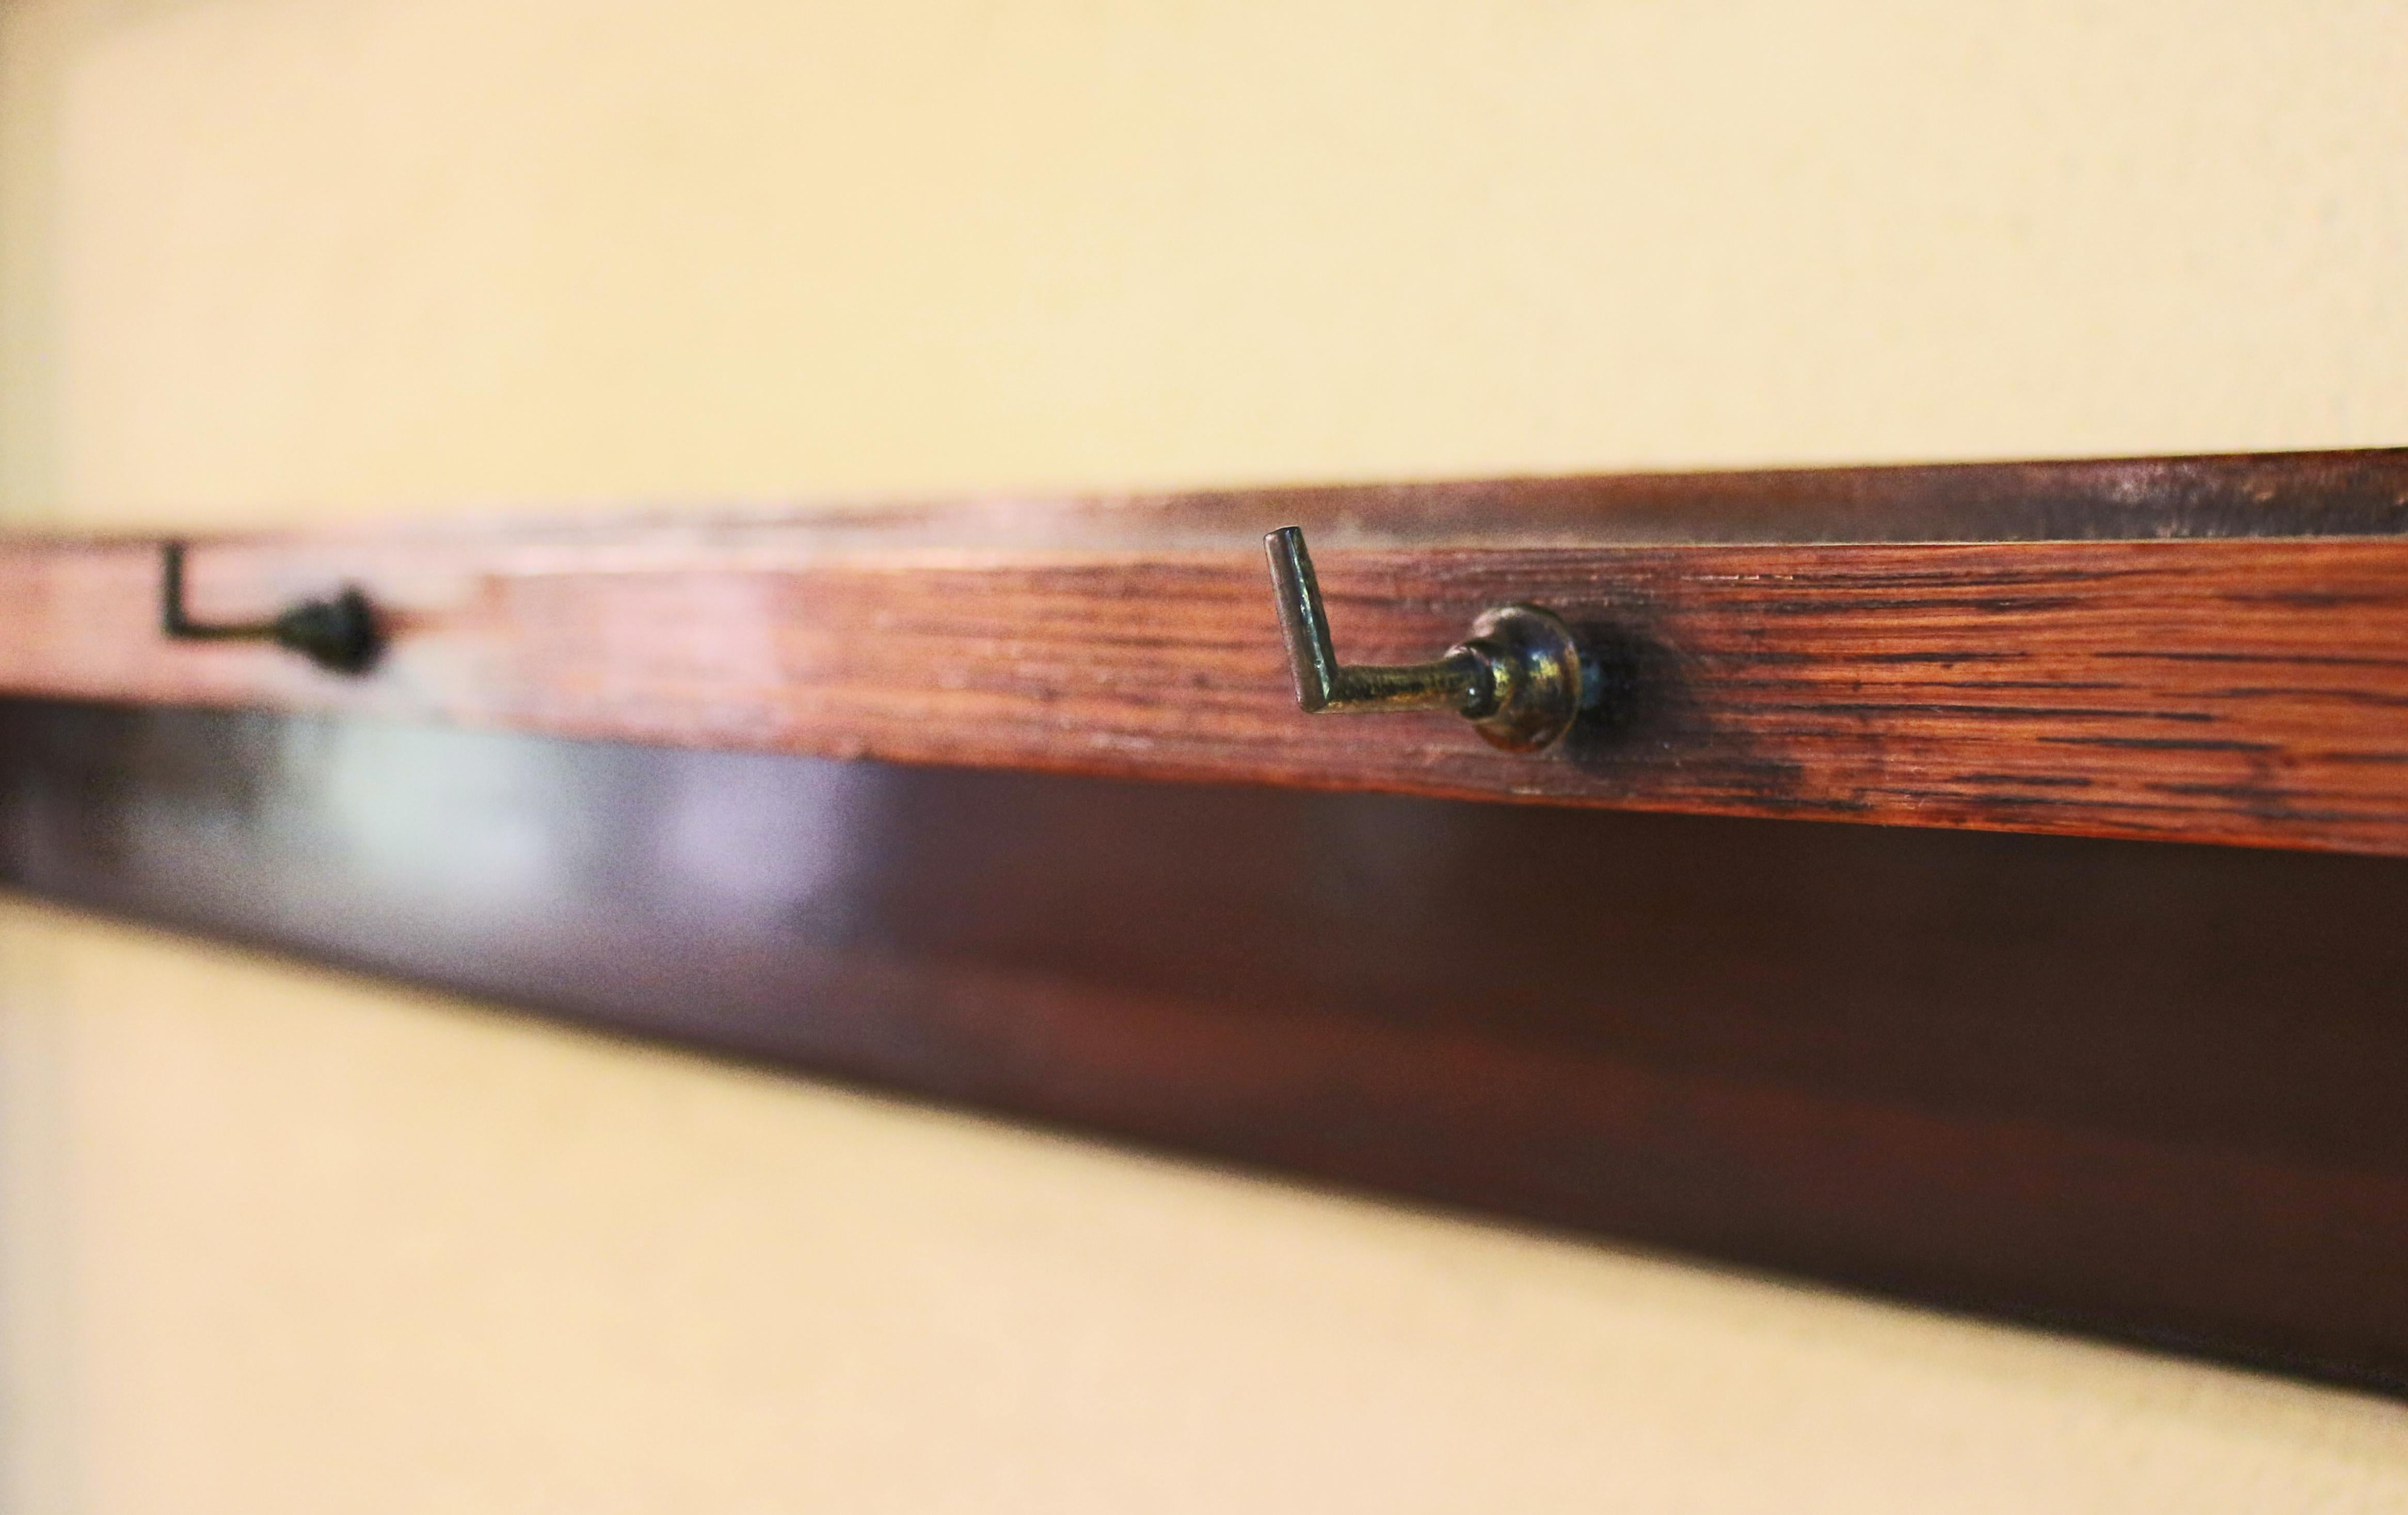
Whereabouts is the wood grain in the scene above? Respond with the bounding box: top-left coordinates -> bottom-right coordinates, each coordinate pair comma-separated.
7,451 -> 2408,852
8,698 -> 2408,1393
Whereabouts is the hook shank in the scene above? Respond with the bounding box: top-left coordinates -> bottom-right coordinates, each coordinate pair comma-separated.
1265,527 -> 1492,715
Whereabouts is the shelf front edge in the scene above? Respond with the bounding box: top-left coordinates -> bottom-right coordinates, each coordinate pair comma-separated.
6,531 -> 2408,853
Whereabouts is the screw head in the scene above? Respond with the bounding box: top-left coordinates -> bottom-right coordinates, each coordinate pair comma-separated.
1457,604 -> 1583,753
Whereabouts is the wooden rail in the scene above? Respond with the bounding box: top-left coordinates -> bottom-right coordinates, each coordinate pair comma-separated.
11,449 -> 2408,1390
6,449 -> 2408,852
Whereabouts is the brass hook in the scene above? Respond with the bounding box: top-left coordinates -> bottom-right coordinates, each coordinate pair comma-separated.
1263,526 -> 1584,753
161,541 -> 382,675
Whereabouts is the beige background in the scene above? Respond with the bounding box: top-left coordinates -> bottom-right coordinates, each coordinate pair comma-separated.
5,0 -> 2408,1509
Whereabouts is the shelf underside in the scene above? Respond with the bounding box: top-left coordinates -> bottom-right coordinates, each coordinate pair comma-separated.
4,697 -> 2404,1394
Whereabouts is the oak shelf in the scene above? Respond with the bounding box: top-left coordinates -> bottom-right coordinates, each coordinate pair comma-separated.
7,447 -> 2407,1394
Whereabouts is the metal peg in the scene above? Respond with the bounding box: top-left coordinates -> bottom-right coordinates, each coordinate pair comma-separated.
161,541 -> 382,675
1263,526 -> 1584,753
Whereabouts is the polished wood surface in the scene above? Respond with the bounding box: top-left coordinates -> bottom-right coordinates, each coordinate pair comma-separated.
7,697 -> 2406,1392
10,489 -> 2408,849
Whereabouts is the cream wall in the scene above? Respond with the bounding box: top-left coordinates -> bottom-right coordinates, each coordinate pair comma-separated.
4,1 -> 2408,1510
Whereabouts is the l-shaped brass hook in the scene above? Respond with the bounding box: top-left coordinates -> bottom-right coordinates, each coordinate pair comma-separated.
161,541 -> 382,675
1263,526 -> 1584,752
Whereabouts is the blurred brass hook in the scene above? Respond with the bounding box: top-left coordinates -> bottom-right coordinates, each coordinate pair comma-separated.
161,541 -> 382,675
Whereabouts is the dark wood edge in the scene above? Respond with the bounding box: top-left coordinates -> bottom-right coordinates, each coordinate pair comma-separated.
18,445 -> 2408,548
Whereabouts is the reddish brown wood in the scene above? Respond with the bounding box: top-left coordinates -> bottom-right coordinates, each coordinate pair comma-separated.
7,450 -> 2408,853
7,698 -> 2408,1392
